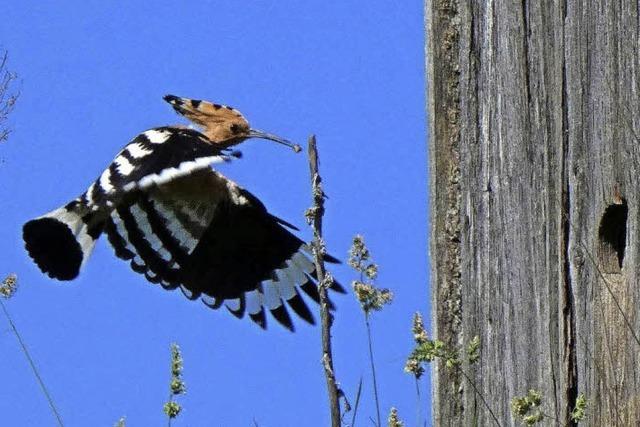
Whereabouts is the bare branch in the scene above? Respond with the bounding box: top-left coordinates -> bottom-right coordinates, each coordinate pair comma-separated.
307,135 -> 341,426
0,50 -> 18,143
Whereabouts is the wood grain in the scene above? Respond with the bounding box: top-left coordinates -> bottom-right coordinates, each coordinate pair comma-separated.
427,1 -> 640,425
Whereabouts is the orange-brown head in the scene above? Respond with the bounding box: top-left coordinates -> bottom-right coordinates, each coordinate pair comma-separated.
163,95 -> 301,152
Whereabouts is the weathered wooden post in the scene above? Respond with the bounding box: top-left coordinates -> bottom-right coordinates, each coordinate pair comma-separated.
427,1 -> 640,425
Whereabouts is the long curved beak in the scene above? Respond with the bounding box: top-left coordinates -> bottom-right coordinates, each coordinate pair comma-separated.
248,129 -> 302,153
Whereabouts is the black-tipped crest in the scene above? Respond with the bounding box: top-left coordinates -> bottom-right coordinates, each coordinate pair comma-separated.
163,94 -> 301,151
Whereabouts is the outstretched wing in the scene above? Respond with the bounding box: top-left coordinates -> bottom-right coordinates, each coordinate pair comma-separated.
104,169 -> 344,331
23,126 -> 235,281
83,127 -> 237,208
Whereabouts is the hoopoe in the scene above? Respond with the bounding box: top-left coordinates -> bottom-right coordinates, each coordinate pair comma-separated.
23,95 -> 344,331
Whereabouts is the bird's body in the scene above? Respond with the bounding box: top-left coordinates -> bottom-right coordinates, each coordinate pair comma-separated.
23,95 -> 342,331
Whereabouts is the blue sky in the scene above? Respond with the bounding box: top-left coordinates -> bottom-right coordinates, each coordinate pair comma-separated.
0,2 -> 428,425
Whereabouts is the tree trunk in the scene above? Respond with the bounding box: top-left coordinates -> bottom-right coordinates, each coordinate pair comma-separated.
427,1 -> 640,425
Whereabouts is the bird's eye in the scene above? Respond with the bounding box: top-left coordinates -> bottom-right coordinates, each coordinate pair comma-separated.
230,124 -> 241,134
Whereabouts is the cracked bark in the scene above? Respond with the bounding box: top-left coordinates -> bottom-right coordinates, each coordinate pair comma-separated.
427,0 -> 640,425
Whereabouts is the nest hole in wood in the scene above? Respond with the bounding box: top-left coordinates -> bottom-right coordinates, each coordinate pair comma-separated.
597,200 -> 628,273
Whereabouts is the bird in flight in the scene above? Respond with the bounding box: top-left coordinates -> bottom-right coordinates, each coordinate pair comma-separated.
23,95 -> 344,331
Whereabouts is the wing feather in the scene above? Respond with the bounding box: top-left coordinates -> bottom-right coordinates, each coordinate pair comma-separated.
105,167 -> 340,330
86,127 -> 235,208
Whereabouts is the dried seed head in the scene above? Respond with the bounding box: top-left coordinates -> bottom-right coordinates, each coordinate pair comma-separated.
348,235 -> 370,270
0,273 -> 17,298
352,281 -> 393,314
163,401 -> 182,418
412,312 -> 428,344
170,343 -> 184,378
404,356 -> 425,379
387,407 -> 404,427
364,263 -> 378,280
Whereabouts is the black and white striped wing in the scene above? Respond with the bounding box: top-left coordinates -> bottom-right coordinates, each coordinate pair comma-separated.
25,127 -> 232,283
104,169 -> 344,331
84,127 -> 236,208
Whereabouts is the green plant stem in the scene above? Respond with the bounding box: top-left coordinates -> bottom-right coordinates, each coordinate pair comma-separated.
364,315 -> 382,427
166,395 -> 173,427
0,298 -> 64,426
349,377 -> 363,427
415,378 -> 423,427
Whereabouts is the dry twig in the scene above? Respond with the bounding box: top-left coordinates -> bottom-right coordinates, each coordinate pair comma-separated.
307,135 -> 341,426
0,50 -> 18,143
